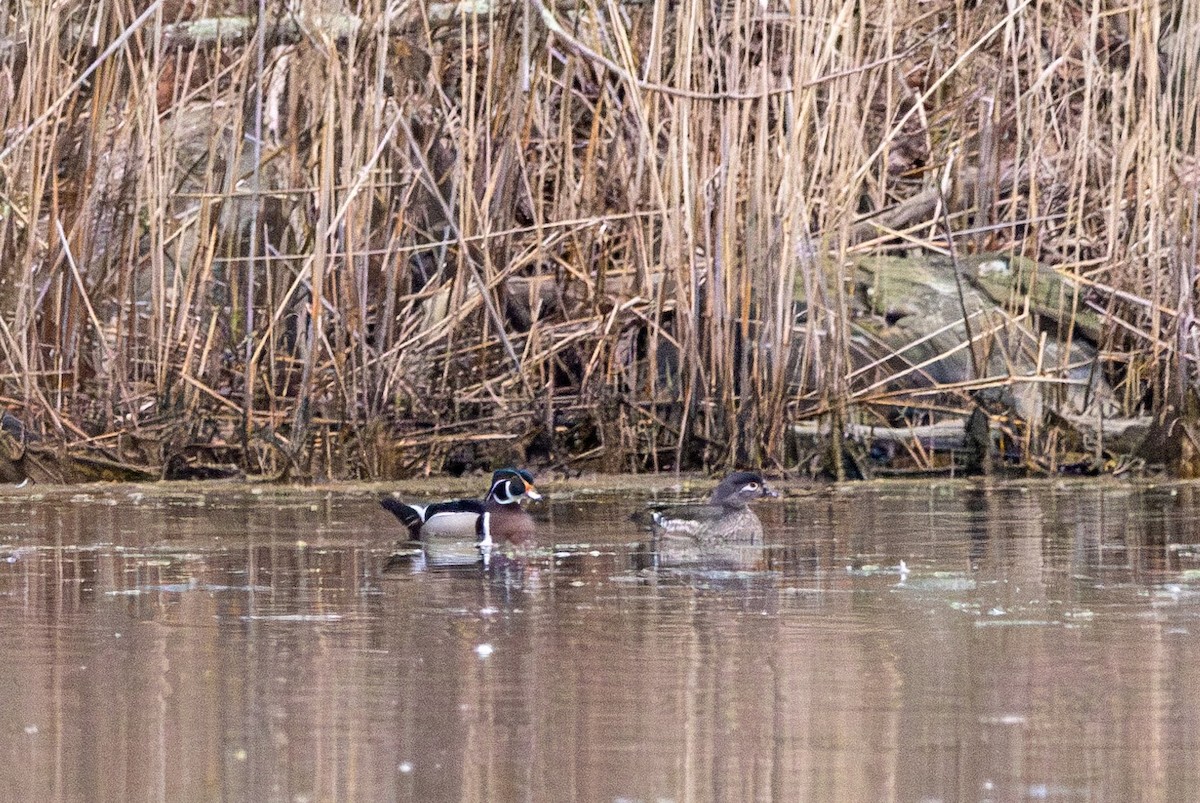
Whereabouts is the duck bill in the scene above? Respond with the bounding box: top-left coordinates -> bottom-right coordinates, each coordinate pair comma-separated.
523,483 -> 543,501
762,485 -> 780,498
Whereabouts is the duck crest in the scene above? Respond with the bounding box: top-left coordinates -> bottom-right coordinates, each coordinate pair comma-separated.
709,470 -> 774,509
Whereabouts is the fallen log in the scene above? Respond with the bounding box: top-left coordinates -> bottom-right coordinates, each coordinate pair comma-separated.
791,418 -> 999,452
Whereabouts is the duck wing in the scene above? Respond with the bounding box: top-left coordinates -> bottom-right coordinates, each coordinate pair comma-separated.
639,503 -> 729,536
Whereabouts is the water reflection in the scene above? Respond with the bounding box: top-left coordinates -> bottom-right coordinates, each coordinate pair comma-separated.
0,481 -> 1199,799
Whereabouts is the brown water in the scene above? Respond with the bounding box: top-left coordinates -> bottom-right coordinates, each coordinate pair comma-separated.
1,480 -> 1199,801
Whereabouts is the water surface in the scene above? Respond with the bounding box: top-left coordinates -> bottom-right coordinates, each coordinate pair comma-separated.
1,479 -> 1199,800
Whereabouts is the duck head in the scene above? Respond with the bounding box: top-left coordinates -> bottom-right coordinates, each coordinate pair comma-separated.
710,471 -> 778,509
487,467 -> 542,505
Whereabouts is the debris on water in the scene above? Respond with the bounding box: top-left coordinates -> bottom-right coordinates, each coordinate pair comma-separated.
149,583 -> 197,593
899,573 -> 976,592
241,614 -> 343,622
988,607 -> 1006,616
847,560 -> 912,578
115,582 -> 272,595
475,643 -> 494,658
398,762 -> 413,774
1025,783 -> 1089,799
479,607 -> 498,617
24,725 -> 37,735
1154,584 -> 1188,603
980,714 -> 1027,725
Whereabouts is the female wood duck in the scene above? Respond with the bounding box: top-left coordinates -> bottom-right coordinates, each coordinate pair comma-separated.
380,468 -> 541,565
638,471 -> 778,568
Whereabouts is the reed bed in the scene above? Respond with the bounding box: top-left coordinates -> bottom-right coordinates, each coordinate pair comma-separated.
0,0 -> 1196,479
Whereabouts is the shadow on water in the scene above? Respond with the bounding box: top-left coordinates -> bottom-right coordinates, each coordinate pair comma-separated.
2,481 -> 1200,799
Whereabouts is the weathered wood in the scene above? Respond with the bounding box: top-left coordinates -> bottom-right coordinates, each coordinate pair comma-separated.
162,4 -> 583,46
792,411 -> 1154,467
0,5 -> 495,61
162,14 -> 361,49
791,419 -> 994,452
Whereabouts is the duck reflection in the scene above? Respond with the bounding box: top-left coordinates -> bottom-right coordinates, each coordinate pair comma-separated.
382,531 -> 540,577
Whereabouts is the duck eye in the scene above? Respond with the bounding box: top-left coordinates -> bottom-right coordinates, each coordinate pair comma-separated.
745,482 -> 759,491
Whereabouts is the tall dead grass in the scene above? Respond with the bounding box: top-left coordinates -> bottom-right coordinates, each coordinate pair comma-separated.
0,0 -> 1196,478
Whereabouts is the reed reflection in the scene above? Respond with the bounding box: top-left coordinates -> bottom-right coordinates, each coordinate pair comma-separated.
0,483 -> 1197,799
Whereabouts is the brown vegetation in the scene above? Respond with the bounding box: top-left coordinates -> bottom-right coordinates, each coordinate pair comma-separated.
0,0 -> 1197,481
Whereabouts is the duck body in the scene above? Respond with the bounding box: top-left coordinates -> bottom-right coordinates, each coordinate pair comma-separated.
640,471 -> 777,569
650,504 -> 766,544
380,468 -> 540,566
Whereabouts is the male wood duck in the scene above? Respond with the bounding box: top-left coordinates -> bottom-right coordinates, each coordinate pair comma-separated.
638,471 -> 778,569
380,468 -> 541,565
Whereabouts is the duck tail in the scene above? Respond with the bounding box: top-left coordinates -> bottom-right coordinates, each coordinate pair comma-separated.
380,498 -> 426,538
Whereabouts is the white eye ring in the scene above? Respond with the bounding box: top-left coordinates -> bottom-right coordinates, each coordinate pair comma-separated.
746,482 -> 759,490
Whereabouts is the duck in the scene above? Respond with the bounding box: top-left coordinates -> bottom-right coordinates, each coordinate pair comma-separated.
380,468 -> 541,565
637,471 -> 778,569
